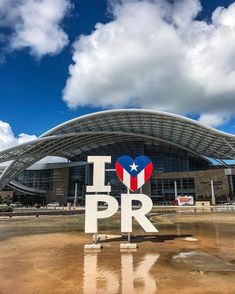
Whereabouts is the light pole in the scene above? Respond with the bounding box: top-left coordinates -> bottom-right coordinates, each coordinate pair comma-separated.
73,182 -> 78,207
211,180 -> 216,205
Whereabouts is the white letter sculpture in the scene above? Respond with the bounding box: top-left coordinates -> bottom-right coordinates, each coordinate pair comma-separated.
84,155 -> 158,235
85,195 -> 119,233
86,156 -> 111,193
121,194 -> 158,233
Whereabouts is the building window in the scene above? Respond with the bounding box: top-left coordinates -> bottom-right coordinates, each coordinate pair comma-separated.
151,177 -> 195,203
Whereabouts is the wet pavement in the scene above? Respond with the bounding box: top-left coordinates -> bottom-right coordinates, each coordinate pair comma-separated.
0,213 -> 234,293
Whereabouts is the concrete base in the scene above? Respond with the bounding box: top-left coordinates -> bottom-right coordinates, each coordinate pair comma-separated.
120,243 -> 138,249
183,237 -> 198,242
84,244 -> 102,250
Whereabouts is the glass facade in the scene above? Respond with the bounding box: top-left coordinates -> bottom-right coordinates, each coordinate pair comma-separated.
63,141 -> 209,203
15,170 -> 52,191
71,141 -> 210,173
68,165 -> 87,204
67,141 -> 208,203
8,140 -> 213,204
151,178 -> 195,203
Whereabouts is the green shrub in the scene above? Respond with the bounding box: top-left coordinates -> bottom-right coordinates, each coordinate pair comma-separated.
0,204 -> 13,212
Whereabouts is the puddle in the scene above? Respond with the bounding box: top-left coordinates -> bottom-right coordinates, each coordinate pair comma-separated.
172,251 -> 235,272
0,213 -> 235,293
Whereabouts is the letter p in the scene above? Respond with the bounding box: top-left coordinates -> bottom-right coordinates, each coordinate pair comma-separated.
85,195 -> 119,233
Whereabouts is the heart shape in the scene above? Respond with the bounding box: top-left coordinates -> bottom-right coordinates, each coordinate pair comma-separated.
115,155 -> 153,192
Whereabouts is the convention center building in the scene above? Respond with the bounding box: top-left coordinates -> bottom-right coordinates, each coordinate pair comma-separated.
0,109 -> 235,205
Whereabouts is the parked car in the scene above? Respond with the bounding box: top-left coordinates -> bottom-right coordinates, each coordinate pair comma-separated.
169,200 -> 178,206
9,202 -> 23,208
224,201 -> 235,205
47,201 -> 60,208
34,203 -> 41,209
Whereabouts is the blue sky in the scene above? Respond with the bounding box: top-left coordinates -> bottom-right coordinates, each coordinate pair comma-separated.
0,0 -> 235,146
0,0 -> 109,136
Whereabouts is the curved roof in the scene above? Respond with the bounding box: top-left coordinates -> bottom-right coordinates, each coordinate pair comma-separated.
0,109 -> 234,189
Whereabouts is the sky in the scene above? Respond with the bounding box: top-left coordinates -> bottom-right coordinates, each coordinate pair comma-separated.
0,0 -> 235,157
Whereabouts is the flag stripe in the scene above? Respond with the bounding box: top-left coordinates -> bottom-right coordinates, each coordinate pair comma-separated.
123,168 -> 130,189
130,176 -> 137,192
145,162 -> 153,182
137,169 -> 145,189
115,162 -> 123,181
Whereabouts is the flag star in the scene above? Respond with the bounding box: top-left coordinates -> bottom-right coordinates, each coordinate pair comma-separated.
130,162 -> 138,171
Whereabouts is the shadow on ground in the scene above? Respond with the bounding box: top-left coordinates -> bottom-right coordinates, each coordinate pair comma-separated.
101,234 -> 193,243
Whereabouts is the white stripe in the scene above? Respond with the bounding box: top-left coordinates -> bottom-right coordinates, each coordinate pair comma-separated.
137,169 -> 145,189
123,169 -> 130,189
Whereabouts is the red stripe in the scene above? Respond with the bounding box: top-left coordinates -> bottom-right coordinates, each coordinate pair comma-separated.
130,176 -> 137,192
115,162 -> 123,181
144,162 -> 153,182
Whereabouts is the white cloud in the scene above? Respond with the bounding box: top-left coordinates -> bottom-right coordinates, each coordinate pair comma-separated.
0,120 -> 36,151
0,121 -> 37,167
198,112 -> 230,128
17,133 -> 38,144
0,0 -> 71,57
0,120 -> 66,165
63,0 -> 235,126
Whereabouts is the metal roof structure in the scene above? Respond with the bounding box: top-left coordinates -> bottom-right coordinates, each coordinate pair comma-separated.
0,109 -> 235,190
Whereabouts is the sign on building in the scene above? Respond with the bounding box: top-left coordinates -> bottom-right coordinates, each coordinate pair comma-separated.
177,195 -> 194,206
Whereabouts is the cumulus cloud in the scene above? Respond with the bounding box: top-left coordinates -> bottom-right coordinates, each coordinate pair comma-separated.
0,0 -> 71,57
63,0 -> 235,126
0,120 -> 37,151
198,112 -> 230,128
0,120 -> 66,165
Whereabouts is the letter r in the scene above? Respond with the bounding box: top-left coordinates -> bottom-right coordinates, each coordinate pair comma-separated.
121,194 -> 158,233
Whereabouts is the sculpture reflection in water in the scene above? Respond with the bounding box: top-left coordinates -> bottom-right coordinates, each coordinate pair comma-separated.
83,252 -> 160,293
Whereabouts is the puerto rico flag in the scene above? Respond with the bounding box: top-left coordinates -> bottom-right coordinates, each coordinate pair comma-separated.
115,155 -> 153,192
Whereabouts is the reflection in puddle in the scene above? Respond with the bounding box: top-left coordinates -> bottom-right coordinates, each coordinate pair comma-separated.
83,253 -> 159,293
172,251 -> 235,272
0,214 -> 235,293
83,253 -> 119,293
